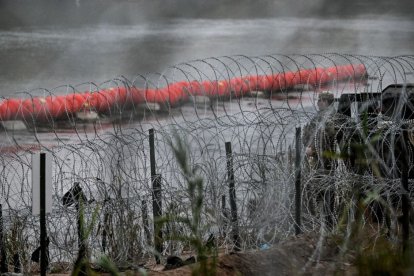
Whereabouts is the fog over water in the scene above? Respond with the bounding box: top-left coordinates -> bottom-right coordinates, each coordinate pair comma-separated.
0,0 -> 413,94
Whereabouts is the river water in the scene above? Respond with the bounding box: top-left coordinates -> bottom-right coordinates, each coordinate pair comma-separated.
0,14 -> 413,261
0,17 -> 413,95
0,16 -> 412,153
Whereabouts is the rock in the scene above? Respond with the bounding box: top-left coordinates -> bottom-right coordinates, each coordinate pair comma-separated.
163,255 -> 196,271
164,256 -> 184,271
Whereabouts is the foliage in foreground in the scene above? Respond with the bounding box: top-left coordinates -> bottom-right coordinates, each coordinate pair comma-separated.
334,188 -> 413,275
158,130 -> 217,275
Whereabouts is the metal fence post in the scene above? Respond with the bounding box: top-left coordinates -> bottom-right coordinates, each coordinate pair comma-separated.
141,200 -> 152,246
295,127 -> 302,235
102,210 -> 109,253
225,141 -> 241,251
0,203 -> 7,273
149,128 -> 163,264
40,152 -> 47,276
401,166 -> 410,253
221,195 -> 228,236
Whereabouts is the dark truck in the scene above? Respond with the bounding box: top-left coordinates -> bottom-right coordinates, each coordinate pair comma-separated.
319,84 -> 414,178
337,84 -> 414,120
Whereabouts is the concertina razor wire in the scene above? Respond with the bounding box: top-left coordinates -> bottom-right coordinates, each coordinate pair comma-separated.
0,53 -> 413,272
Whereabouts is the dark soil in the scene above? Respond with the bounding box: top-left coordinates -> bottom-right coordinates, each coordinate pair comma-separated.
147,233 -> 356,276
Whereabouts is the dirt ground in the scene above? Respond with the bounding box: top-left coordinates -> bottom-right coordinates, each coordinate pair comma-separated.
40,233 -> 355,276
145,233 -> 356,276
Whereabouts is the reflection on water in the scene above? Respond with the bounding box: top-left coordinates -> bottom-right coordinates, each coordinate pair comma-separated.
0,17 -> 413,94
0,16 -> 412,150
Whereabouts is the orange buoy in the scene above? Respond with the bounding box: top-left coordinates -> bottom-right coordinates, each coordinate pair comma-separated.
0,64 -> 367,122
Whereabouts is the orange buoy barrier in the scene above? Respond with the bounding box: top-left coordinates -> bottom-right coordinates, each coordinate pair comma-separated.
0,64 -> 367,122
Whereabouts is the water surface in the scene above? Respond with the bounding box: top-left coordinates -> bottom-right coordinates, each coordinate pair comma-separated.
0,17 -> 412,94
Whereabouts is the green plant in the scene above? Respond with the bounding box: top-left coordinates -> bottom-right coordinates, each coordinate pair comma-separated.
157,131 -> 217,275
97,255 -> 120,276
308,111 -> 414,273
96,254 -> 148,276
71,199 -> 100,276
5,216 -> 29,274
333,187 -> 413,275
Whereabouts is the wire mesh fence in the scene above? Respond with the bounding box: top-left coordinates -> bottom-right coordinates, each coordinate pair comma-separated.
0,53 -> 413,273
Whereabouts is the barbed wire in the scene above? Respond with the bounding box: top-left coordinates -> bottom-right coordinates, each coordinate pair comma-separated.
0,53 -> 413,273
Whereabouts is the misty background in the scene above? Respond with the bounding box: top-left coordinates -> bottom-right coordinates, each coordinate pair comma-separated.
0,0 -> 413,94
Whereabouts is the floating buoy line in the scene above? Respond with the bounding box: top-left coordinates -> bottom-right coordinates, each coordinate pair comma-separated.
0,64 -> 367,131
